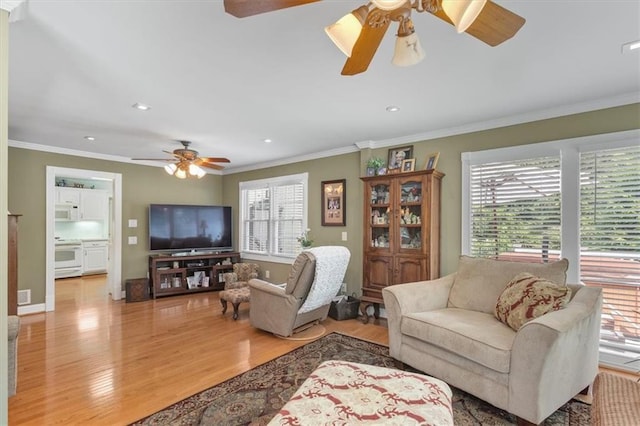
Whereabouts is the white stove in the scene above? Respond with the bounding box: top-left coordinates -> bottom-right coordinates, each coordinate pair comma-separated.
55,239 -> 83,278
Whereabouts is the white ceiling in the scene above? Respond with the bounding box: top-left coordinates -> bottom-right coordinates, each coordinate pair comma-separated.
6,1 -> 640,173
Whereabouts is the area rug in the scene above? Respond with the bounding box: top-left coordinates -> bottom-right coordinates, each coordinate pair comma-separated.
131,332 -> 590,425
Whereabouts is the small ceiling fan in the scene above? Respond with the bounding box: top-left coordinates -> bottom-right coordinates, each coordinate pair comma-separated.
132,141 -> 230,179
223,0 -> 525,75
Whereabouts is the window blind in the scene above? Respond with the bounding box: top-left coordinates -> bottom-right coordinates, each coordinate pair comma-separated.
240,173 -> 308,259
580,146 -> 640,351
469,156 -> 562,262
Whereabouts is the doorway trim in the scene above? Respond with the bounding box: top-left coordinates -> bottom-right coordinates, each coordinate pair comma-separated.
46,166 -> 122,311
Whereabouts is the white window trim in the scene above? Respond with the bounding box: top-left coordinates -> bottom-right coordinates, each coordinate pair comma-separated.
239,172 -> 309,265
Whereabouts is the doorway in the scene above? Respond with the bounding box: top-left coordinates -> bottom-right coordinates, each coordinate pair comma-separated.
46,166 -> 122,311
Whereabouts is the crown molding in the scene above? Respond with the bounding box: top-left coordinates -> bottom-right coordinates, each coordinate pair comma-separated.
9,93 -> 638,175
365,92 -> 640,150
224,144 -> 360,175
7,139 -> 224,175
354,140 -> 375,150
0,0 -> 25,13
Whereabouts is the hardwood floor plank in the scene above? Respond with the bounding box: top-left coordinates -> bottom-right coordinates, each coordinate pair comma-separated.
9,276 -> 389,425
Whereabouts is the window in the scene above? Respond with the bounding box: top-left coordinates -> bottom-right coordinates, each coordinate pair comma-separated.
462,130 -> 640,370
239,173 -> 308,262
580,147 -> 640,362
468,156 -> 561,262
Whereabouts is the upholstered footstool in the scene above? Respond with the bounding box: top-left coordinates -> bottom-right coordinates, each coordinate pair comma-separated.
592,372 -> 640,425
219,287 -> 250,320
269,360 -> 453,425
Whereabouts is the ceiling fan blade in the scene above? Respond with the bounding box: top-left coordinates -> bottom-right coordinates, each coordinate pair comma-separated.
199,157 -> 231,164
199,163 -> 225,171
341,13 -> 391,76
431,0 -> 525,46
223,0 -> 321,18
131,158 -> 174,161
162,150 -> 185,159
466,1 -> 525,46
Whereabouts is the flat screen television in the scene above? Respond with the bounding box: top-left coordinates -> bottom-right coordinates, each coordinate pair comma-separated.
149,204 -> 232,253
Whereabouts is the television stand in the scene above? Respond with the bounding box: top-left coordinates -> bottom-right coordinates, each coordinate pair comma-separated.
149,251 -> 240,298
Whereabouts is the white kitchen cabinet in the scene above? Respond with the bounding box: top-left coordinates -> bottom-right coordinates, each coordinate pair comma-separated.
56,187 -> 81,205
56,188 -> 109,221
83,241 -> 109,275
80,190 -> 108,221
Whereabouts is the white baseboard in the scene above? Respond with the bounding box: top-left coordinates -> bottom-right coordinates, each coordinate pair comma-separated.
17,303 -> 46,315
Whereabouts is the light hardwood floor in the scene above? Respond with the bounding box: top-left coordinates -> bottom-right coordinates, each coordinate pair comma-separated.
8,276 -> 389,425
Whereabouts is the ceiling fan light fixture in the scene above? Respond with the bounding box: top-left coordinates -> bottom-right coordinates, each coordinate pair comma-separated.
370,0 -> 408,11
174,167 -> 187,179
392,18 -> 425,67
325,5 -> 368,57
164,163 -> 177,175
188,163 -> 205,178
441,0 -> 487,33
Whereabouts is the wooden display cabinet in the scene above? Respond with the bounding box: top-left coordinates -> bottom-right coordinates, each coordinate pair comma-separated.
360,169 -> 443,322
148,252 -> 240,298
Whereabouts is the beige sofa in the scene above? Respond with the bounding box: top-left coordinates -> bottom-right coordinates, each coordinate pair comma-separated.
382,256 -> 603,425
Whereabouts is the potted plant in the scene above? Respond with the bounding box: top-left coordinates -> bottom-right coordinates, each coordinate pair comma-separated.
366,157 -> 385,176
297,228 -> 313,248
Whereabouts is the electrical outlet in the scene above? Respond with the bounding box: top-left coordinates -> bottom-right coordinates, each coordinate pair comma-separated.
128,236 -> 137,245
265,270 -> 270,279
341,231 -> 347,241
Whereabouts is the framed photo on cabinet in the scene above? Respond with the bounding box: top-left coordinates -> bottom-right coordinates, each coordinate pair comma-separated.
322,179 -> 346,226
425,152 -> 440,170
402,159 -> 416,172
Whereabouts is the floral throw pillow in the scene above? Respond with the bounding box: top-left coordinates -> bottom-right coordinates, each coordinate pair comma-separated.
495,272 -> 572,331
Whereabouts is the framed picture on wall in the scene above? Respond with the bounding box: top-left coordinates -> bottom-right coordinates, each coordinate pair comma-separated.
322,179 -> 346,226
387,146 -> 413,170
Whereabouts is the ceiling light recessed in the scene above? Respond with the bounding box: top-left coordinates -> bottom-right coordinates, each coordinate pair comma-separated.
386,105 -> 400,112
622,39 -> 640,54
132,102 -> 151,111
263,138 -> 272,143
84,136 -> 95,141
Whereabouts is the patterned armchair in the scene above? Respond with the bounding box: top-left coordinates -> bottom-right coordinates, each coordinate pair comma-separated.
223,262 -> 259,290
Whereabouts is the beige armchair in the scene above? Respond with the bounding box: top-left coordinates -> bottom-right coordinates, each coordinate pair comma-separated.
382,256 -> 603,425
249,246 -> 350,337
8,315 -> 20,397
223,262 -> 259,289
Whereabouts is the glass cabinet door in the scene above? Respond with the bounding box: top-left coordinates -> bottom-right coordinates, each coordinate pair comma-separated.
367,181 -> 392,251
398,178 -> 423,251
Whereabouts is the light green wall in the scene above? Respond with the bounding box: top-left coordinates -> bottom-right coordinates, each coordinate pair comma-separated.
8,103 -> 639,305
8,147 -> 223,304
222,103 -> 640,293
221,152 -> 363,295
365,103 -> 640,276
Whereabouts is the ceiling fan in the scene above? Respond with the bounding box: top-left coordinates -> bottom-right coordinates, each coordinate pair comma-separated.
223,0 -> 525,75
132,141 -> 230,179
